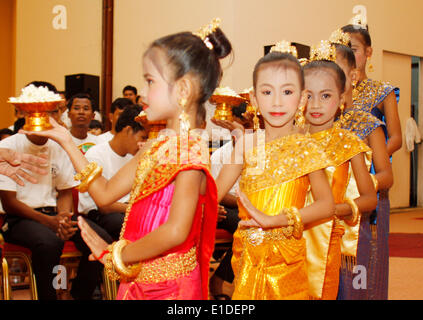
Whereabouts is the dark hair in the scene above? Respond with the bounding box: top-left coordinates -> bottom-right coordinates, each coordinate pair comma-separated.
341,24 -> 372,47
0,128 -> 14,140
111,98 -> 133,114
145,28 -> 232,126
89,119 -> 103,131
115,105 -> 145,134
13,118 -> 26,134
333,43 -> 357,69
253,52 -> 304,90
303,60 -> 346,94
123,85 -> 137,95
67,93 -> 95,111
27,81 -> 58,93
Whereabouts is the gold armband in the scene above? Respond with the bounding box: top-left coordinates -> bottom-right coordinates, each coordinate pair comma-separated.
342,198 -> 360,226
74,162 -> 103,193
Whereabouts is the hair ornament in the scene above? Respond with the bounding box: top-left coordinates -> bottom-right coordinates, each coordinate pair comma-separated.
270,40 -> 298,58
329,29 -> 351,46
193,18 -> 221,50
309,40 -> 337,62
349,11 -> 368,29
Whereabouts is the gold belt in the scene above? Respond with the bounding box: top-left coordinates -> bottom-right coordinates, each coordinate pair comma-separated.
135,247 -> 197,284
240,227 -> 295,246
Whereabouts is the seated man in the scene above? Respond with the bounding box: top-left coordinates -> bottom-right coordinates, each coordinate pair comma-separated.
79,105 -> 147,241
97,98 -> 133,144
122,85 -> 138,104
67,93 -> 99,154
0,131 -> 113,300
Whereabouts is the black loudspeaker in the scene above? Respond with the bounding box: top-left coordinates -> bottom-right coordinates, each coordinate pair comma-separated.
65,74 -> 100,111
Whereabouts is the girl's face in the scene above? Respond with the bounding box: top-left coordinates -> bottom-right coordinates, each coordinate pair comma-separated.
305,69 -> 343,129
141,49 -> 179,122
252,64 -> 302,130
349,33 -> 371,73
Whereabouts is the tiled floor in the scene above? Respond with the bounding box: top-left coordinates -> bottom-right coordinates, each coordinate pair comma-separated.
4,208 -> 423,300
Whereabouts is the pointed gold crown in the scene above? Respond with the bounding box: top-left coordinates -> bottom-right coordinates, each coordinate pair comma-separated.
349,12 -> 368,29
270,40 -> 298,58
329,29 -> 351,46
193,18 -> 221,50
309,40 -> 337,62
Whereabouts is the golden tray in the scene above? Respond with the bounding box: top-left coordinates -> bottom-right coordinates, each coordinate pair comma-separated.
209,94 -> 246,121
8,100 -> 64,131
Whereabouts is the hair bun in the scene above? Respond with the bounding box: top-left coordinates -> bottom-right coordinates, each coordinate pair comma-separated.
207,28 -> 232,60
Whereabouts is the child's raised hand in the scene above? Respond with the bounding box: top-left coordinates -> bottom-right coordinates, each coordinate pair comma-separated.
19,116 -> 73,146
77,216 -> 109,264
211,118 -> 245,141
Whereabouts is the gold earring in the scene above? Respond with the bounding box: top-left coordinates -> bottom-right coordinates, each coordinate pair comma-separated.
367,57 -> 374,73
339,104 -> 345,122
178,98 -> 190,134
352,80 -> 359,100
253,105 -> 260,131
294,97 -> 307,129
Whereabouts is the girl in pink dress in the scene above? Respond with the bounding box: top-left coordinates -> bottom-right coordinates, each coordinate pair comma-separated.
23,19 -> 232,300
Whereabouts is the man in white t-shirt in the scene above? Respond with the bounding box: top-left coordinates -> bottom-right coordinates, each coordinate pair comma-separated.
67,93 -> 99,154
0,133 -> 113,300
80,105 -> 147,240
97,98 -> 133,144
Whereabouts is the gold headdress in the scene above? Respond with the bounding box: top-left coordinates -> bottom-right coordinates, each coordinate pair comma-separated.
270,40 -> 298,58
309,40 -> 336,62
329,29 -> 351,46
193,18 -> 221,50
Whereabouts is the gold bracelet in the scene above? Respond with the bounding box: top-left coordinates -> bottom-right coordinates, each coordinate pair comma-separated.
104,243 -> 120,281
111,239 -> 142,281
343,198 -> 360,226
77,165 -> 103,193
74,162 -> 97,182
282,207 -> 303,240
289,207 -> 304,239
370,174 -> 378,192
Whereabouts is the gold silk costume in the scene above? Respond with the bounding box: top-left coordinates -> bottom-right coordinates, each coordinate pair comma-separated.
231,133 -> 330,300
303,127 -> 371,300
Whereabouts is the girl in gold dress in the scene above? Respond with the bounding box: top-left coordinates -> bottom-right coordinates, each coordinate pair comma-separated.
216,44 -> 335,300
302,39 -> 378,300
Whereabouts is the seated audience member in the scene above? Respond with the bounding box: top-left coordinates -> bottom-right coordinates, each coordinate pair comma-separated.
0,130 -> 112,300
0,128 -> 14,141
79,105 -> 147,240
122,85 -> 138,104
67,93 -> 99,154
89,120 -> 104,136
209,103 -> 253,300
97,98 -> 132,144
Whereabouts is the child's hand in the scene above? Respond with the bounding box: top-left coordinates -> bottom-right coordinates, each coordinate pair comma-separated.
237,189 -> 284,229
78,216 -> 109,264
211,118 -> 245,141
19,116 -> 73,146
217,205 -> 227,223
